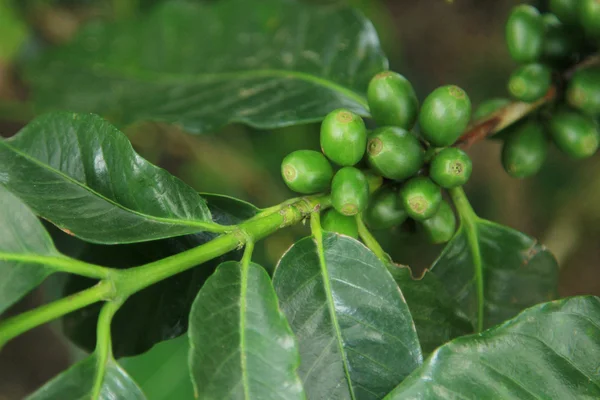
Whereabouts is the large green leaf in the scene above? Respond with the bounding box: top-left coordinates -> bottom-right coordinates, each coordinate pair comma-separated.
387,265 -> 472,355
0,185 -> 56,315
431,218 -> 559,331
25,0 -> 387,133
385,296 -> 600,399
189,261 -> 304,400
62,194 -> 257,357
273,233 -> 423,400
121,335 -> 194,400
28,355 -> 145,400
0,112 -> 214,244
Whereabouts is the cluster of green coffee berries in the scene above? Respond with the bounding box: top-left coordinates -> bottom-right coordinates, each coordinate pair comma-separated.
281,72 -> 474,244
477,0 -> 600,179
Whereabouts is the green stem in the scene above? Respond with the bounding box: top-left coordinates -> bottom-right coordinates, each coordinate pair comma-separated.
0,281 -> 114,348
449,187 -> 484,333
239,240 -> 253,400
91,299 -> 125,399
116,195 -> 329,297
0,253 -> 114,279
356,214 -> 389,263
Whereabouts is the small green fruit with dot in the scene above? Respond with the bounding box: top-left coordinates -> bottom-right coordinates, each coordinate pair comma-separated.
331,167 -> 369,216
400,177 -> 442,221
579,0 -> 600,38
322,209 -> 358,239
367,71 -> 419,129
418,85 -> 472,147
430,148 -> 473,189
508,63 -> 552,103
505,4 -> 544,63
418,201 -> 456,244
548,109 -> 600,159
550,0 -> 580,26
473,98 -> 511,121
363,187 -> 408,230
320,109 -> 367,166
366,127 -> 424,180
567,67 -> 600,116
281,150 -> 333,194
501,120 -> 548,178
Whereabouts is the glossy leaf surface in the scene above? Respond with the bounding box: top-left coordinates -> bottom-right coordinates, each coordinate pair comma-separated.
386,296 -> 600,399
274,233 -> 422,400
0,185 -> 56,314
431,218 -> 559,330
388,265 -> 472,354
28,355 -> 145,400
121,335 -> 194,400
0,112 -> 213,244
62,195 -> 257,357
189,261 -> 304,399
26,0 -> 387,133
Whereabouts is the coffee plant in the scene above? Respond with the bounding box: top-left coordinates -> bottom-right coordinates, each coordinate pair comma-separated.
1,0 -> 600,398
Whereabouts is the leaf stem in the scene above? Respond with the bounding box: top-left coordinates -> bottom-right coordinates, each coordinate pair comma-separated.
449,187 -> 484,333
0,280 -> 115,349
0,253 -> 114,279
91,298 -> 125,399
356,214 -> 389,263
115,195 -> 329,297
239,240 -> 253,400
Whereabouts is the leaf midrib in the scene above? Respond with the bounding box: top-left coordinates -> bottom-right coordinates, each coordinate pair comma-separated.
0,140 -> 221,235
313,228 -> 357,400
42,61 -> 370,109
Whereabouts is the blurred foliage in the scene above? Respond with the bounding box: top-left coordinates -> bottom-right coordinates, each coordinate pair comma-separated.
1,0 -> 599,397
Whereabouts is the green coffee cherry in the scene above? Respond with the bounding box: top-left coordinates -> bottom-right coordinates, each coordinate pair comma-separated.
430,148 -> 473,189
542,14 -> 580,64
400,177 -> 442,221
419,201 -> 456,244
331,167 -> 369,216
579,0 -> 600,38
472,98 -> 511,121
505,5 -> 544,63
548,109 -> 600,159
418,85 -> 471,147
363,187 -> 408,230
367,71 -> 419,129
322,209 -> 358,239
320,109 -> 367,166
508,63 -> 552,103
567,67 -> 600,116
501,121 -> 548,178
366,127 -> 424,180
281,150 -> 333,194
550,0 -> 580,26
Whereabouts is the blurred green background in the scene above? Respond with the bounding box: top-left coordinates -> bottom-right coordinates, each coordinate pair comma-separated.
1,0 -> 599,398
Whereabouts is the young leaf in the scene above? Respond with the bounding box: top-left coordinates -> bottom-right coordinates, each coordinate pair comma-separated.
273,233 -> 423,400
188,261 -> 304,399
27,355 -> 145,400
385,296 -> 600,399
121,335 -> 194,400
0,185 -> 56,314
26,0 -> 387,133
387,265 -> 472,355
0,112 -> 215,244
431,218 -> 559,331
60,194 -> 257,357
